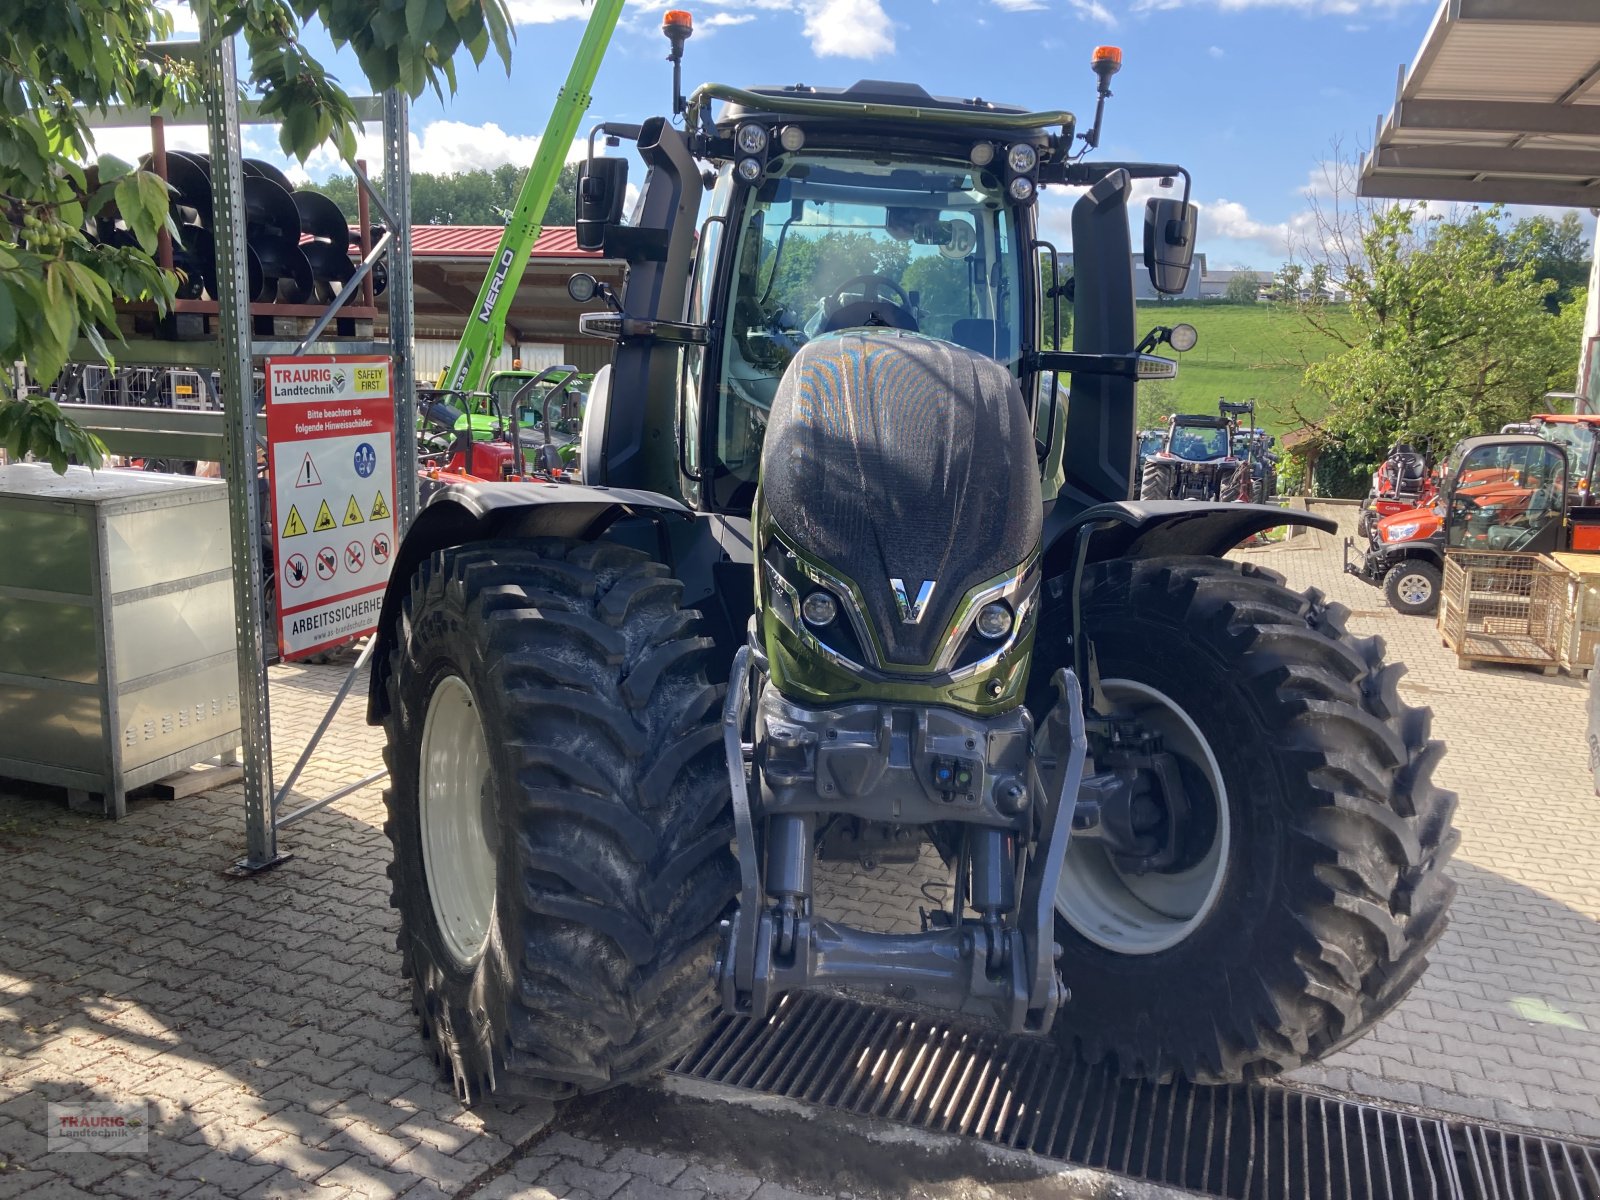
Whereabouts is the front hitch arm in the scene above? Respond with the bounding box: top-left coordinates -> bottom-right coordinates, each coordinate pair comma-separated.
1019,668 -> 1088,1033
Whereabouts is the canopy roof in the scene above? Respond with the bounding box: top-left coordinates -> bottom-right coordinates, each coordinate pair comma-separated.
1359,0 -> 1600,209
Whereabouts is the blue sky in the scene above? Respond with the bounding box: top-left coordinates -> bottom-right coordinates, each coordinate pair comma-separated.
136,0 -> 1584,271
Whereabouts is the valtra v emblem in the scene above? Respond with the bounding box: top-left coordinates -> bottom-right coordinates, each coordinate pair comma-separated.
890,579 -> 935,624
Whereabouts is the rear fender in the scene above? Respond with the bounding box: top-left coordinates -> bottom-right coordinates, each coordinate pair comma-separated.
1042,500 -> 1334,580
367,482 -> 694,721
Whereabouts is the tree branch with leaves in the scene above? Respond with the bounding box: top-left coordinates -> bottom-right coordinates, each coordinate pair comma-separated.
1,0 -> 514,471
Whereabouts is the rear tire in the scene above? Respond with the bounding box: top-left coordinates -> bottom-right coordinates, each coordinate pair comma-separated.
1220,466 -> 1246,503
380,538 -> 738,1103
1383,560 -> 1441,616
1139,461 -> 1174,501
1031,557 -> 1457,1083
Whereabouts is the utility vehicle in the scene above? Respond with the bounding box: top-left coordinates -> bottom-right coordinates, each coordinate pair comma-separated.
1344,501 -> 1445,616
368,24 -> 1457,1105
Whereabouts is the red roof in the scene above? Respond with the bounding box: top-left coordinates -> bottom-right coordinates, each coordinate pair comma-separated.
408,225 -> 600,259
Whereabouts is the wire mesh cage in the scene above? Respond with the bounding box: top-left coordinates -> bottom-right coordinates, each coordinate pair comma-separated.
1439,550 -> 1565,670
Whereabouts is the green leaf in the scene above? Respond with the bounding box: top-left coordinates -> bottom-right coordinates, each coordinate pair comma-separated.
96,153 -> 135,183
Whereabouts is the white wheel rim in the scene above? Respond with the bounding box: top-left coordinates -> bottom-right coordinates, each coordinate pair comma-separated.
419,675 -> 496,969
1055,678 -> 1231,955
1397,573 -> 1433,607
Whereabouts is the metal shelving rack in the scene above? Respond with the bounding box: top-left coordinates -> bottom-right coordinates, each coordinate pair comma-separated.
69,25 -> 419,869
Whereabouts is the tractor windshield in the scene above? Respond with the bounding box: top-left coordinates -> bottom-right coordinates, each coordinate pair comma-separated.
712,153 -> 1023,495
1534,419 -> 1597,495
1170,424 -> 1229,461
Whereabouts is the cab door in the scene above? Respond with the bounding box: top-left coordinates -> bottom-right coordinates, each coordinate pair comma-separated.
1444,440 -> 1567,555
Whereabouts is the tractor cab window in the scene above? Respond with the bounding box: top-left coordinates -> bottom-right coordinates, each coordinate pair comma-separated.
710,154 -> 1022,506
1445,441 -> 1567,552
1533,419 -> 1597,498
1171,424 -> 1228,461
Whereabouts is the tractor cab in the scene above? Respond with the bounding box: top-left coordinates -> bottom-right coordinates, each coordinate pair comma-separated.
1527,414 -> 1600,505
1443,435 -> 1568,555
1162,414 -> 1233,462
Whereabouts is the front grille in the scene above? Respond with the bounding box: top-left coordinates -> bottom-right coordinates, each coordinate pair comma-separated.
672,993 -> 1600,1200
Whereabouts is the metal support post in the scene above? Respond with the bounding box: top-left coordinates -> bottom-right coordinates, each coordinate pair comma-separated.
202,21 -> 280,871
384,90 -> 419,532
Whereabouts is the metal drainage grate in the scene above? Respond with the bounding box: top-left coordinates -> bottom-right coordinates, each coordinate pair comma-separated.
672,993 -> 1600,1200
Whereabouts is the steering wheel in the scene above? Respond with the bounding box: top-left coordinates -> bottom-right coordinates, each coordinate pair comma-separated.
821,273 -> 918,334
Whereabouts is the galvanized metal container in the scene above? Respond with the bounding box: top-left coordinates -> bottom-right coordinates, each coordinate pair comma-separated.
0,464 -> 241,815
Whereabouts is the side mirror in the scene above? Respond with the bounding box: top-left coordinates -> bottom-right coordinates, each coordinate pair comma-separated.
576,157 -> 629,252
1144,197 -> 1198,296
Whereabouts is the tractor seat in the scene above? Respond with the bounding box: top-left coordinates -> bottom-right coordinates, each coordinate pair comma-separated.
949,318 -> 1000,357
1395,452 -> 1427,494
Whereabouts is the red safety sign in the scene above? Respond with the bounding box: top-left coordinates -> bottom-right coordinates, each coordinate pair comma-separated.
266,355 -> 396,660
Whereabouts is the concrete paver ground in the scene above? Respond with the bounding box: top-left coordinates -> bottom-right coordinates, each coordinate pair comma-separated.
1,516 -> 1598,1198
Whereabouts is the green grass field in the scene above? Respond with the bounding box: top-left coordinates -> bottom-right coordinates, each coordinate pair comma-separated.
1133,301 -> 1353,437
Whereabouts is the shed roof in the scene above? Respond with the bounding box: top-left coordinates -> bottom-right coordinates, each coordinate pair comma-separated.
1358,0 -> 1600,209
410,225 -> 600,259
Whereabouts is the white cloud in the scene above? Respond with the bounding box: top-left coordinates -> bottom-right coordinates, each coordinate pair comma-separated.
286,120 -> 587,183
156,0 -> 199,36
704,12 -> 757,25
1199,199 -> 1291,254
801,0 -> 895,58
87,124 -> 209,166
504,0 -> 591,22
1207,45 -> 1225,57
1133,0 -> 1424,11
989,0 -> 1048,10
1068,0 -> 1116,23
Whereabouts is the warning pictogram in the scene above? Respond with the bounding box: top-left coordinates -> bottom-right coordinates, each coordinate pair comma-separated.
266,353 -> 395,660
294,453 -> 322,488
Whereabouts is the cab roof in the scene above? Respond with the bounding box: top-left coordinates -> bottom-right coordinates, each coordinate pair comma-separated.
722,80 -> 1034,123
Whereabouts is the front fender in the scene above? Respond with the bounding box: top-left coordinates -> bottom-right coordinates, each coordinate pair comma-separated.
367,481 -> 693,722
1042,500 -> 1334,577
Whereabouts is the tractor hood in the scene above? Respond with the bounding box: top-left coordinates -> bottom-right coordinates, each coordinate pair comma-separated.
759,330 -> 1040,679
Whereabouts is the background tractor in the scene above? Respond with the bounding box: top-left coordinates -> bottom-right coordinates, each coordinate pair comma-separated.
367,24 -> 1457,1107
1138,399 -> 1252,502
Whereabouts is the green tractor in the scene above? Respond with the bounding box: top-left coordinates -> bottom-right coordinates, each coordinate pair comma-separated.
367,42 -> 1457,1105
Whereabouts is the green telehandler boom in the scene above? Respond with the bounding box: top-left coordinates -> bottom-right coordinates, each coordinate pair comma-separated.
439,0 -> 628,394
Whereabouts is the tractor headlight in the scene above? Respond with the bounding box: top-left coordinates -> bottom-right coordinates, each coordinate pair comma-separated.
1006,143 -> 1038,174
736,156 -> 765,184
736,123 -> 769,156
1385,521 -> 1421,543
970,142 -> 996,168
801,590 -> 839,628
974,602 -> 1013,640
779,125 -> 806,153
1007,176 -> 1036,203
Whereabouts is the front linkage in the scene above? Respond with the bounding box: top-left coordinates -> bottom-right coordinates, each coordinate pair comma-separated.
717,645 -> 1087,1033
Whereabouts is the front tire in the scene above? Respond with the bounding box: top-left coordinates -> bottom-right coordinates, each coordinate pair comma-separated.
1139,461 -> 1174,501
1031,557 -> 1457,1083
380,538 -> 738,1103
1383,561 -> 1441,616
